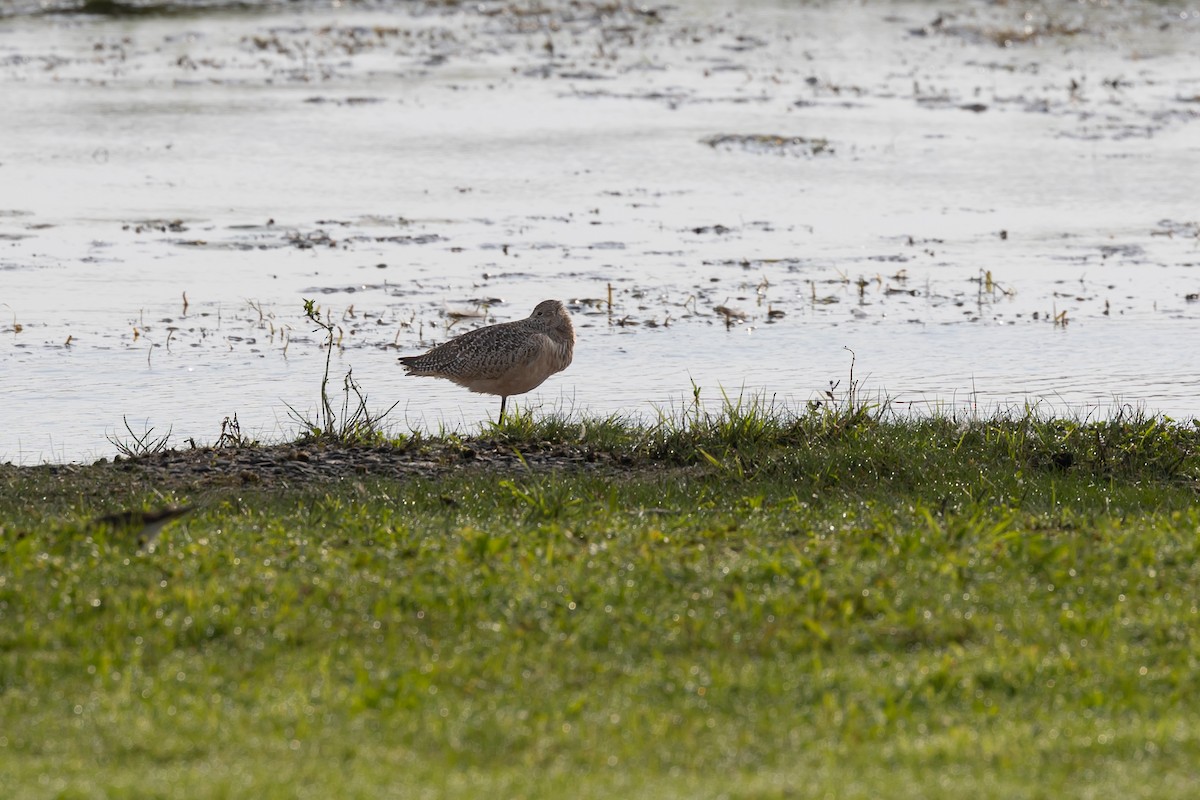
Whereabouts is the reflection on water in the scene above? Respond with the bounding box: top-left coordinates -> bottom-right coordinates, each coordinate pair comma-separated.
1,0 -> 1198,463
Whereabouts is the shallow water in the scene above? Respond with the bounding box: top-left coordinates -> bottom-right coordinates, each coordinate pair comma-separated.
2,0 -> 1199,463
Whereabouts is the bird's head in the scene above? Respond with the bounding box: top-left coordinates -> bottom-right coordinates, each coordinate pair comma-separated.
530,300 -> 574,339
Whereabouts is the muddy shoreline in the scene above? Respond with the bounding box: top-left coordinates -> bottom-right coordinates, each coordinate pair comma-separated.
4,437 -> 631,499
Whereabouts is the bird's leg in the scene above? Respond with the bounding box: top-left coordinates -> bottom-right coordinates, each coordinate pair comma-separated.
498,396 -> 507,425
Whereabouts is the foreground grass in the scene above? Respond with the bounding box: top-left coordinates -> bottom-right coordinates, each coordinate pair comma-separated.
2,405 -> 1200,798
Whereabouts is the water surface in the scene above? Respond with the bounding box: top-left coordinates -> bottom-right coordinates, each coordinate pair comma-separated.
2,0 -> 1199,463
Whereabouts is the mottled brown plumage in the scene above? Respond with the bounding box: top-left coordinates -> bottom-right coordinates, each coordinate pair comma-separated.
399,300 -> 575,422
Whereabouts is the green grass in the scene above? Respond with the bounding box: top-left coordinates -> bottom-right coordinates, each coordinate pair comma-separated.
2,403 -> 1200,798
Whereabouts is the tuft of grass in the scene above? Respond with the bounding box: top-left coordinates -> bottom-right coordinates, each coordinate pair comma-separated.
485,400 -> 636,451
106,414 -> 173,458
466,390 -> 1199,490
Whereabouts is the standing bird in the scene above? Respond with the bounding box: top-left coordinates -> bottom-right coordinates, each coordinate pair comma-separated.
399,300 -> 575,423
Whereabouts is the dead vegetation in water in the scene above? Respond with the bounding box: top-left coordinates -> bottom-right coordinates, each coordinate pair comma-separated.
909,10 -> 1088,47
702,134 -> 834,158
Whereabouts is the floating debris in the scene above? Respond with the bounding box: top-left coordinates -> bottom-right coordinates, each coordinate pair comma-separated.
713,305 -> 748,329
124,219 -> 187,233
445,307 -> 488,322
692,224 -> 732,235
701,134 -> 833,157
303,96 -> 385,105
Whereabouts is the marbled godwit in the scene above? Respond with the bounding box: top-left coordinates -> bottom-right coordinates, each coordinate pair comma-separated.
399,299 -> 575,423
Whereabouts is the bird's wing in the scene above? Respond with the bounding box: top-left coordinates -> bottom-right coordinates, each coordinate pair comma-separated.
398,335 -> 468,371
401,322 -> 550,378
515,331 -> 555,367
456,331 -> 549,381
465,331 -> 554,380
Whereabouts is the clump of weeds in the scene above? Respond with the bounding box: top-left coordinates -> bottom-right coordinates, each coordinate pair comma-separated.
286,298 -> 398,443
